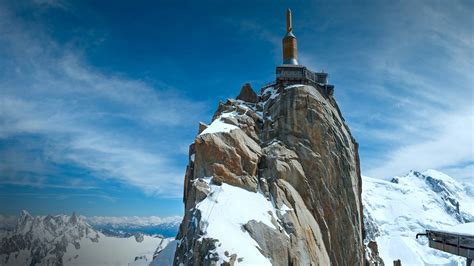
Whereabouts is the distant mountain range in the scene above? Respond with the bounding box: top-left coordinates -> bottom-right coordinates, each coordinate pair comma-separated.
0,213 -> 181,238
86,215 -> 181,238
0,211 -> 173,265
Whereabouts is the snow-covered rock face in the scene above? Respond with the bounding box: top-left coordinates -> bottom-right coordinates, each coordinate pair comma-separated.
363,169 -> 474,265
151,240 -> 180,266
13,211 -> 96,243
0,211 -> 170,265
172,83 -> 364,265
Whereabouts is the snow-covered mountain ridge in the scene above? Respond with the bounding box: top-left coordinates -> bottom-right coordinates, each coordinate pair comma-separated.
86,215 -> 182,228
363,169 -> 474,265
87,215 -> 181,238
0,211 -> 171,265
0,214 -> 181,238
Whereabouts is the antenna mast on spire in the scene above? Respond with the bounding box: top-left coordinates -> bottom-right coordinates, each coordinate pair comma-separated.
282,8 -> 298,65
286,8 -> 292,33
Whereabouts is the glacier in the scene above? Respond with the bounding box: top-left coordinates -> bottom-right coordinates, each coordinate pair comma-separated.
363,169 -> 474,265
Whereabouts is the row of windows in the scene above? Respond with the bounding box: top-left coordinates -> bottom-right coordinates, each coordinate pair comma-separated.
277,68 -> 328,84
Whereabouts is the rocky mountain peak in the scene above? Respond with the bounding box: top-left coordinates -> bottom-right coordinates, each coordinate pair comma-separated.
236,83 -> 258,103
70,211 -> 79,225
19,209 -> 31,218
17,210 -> 33,230
404,170 -> 469,222
173,82 -> 364,265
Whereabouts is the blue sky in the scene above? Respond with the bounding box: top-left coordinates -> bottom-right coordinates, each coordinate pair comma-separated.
0,0 -> 472,217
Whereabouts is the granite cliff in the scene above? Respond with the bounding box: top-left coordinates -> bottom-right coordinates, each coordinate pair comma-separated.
172,82 -> 364,265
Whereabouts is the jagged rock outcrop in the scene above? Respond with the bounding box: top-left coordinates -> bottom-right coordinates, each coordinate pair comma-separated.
236,83 -> 258,103
365,241 -> 384,266
174,83 -> 364,265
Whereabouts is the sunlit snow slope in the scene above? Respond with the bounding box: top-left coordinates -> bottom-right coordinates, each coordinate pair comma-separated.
363,169 -> 474,265
62,233 -> 168,266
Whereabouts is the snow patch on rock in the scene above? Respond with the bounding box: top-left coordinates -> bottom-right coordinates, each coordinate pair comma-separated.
196,182 -> 278,265
150,240 -> 180,266
284,84 -> 304,90
200,112 -> 239,135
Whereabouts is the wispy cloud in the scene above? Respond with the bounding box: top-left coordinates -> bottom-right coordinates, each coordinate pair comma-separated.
367,110 -> 473,178
32,0 -> 66,9
0,180 -> 98,190
0,192 -> 117,202
0,2 -> 205,197
302,1 -> 473,179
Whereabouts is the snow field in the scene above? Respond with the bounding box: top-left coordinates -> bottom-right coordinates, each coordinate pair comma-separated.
196,182 -> 282,265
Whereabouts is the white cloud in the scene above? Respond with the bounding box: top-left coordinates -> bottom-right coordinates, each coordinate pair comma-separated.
302,1 -> 473,179
86,215 -> 182,227
360,3 -> 474,178
0,3 -> 205,197
367,5 -> 474,177
366,110 -> 474,178
442,163 -> 474,183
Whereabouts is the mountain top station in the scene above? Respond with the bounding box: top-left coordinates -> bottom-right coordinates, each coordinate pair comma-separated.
265,9 -> 334,97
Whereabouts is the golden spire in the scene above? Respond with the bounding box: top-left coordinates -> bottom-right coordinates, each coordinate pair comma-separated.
282,9 -> 298,65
